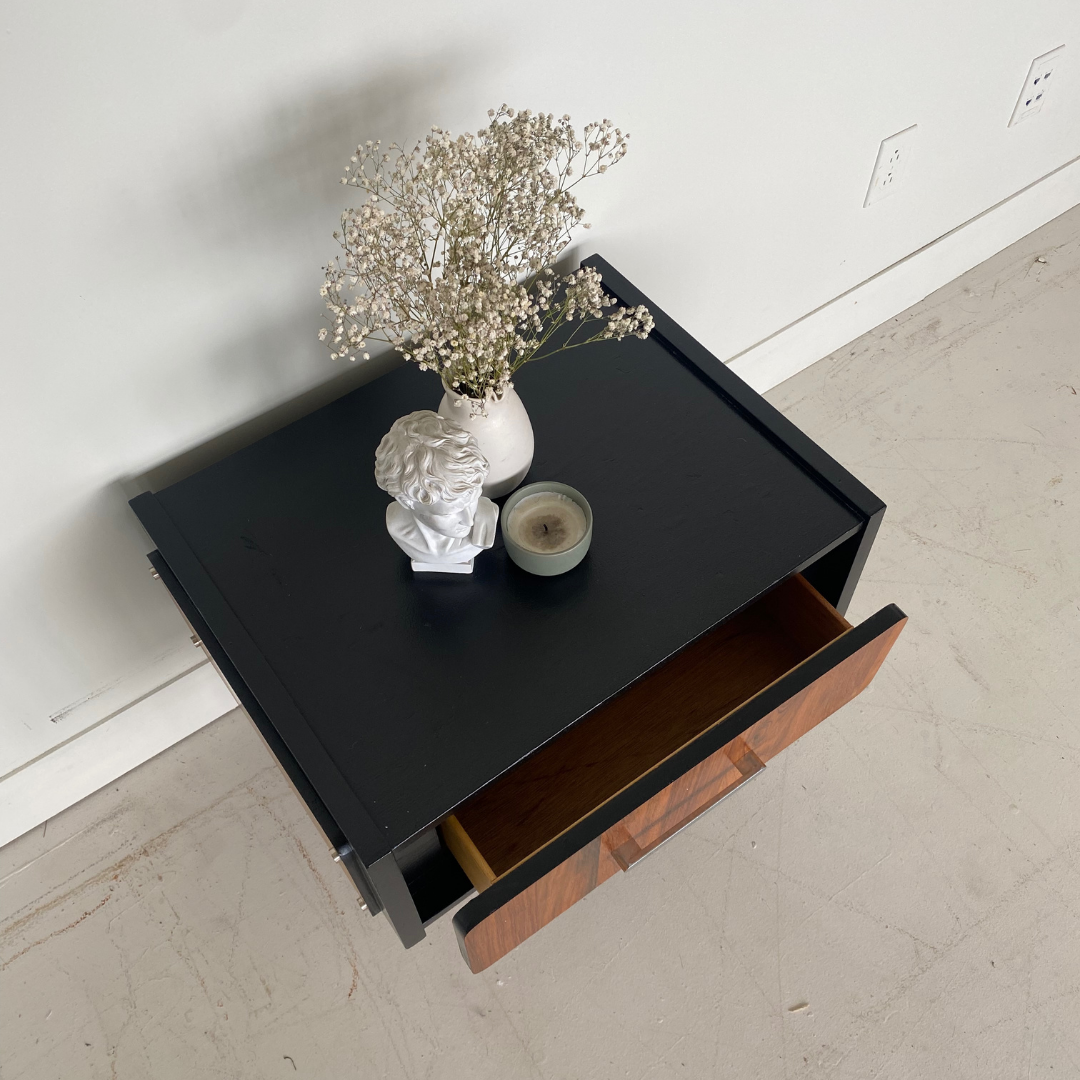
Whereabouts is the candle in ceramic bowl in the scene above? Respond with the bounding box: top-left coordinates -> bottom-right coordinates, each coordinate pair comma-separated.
506,492 -> 587,553
502,482 -> 593,576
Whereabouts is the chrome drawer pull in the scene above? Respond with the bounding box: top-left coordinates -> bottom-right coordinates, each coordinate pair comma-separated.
610,744 -> 765,871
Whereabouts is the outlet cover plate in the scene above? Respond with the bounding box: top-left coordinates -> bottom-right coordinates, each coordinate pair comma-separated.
1009,45 -> 1065,127
864,124 -> 917,208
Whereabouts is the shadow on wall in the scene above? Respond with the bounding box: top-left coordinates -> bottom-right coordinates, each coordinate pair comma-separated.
132,52 -> 488,493
0,485 -> 203,728
177,54 -> 484,246
130,345 -> 402,493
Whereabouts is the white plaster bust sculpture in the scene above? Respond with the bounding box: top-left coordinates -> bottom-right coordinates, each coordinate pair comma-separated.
374,411 -> 499,574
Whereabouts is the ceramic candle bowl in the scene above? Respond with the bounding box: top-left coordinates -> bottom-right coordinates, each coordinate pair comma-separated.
502,482 -> 593,577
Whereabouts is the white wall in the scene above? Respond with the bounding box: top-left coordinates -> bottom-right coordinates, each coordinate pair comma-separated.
2,1 -> 1078,817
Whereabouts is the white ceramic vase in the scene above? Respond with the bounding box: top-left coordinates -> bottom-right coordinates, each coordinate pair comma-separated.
438,384 -> 534,499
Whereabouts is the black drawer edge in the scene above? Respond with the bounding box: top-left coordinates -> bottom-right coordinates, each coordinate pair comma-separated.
149,551 -> 384,916
453,602 -> 906,953
131,492 -> 389,867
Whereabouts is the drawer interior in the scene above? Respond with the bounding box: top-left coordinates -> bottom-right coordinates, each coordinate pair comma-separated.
442,573 -> 850,890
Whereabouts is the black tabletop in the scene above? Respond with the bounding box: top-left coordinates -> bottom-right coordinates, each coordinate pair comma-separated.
136,312 -> 863,854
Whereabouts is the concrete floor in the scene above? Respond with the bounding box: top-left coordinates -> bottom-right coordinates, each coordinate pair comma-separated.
2,207 -> 1078,1080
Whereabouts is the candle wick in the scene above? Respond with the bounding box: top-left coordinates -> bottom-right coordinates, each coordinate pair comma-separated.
543,523 -> 548,533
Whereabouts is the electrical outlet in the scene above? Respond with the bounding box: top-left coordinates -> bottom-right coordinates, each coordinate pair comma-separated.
1009,45 -> 1065,127
864,125 -> 917,208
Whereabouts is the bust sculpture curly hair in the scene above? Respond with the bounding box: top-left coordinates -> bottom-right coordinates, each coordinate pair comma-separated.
374,411 -> 499,573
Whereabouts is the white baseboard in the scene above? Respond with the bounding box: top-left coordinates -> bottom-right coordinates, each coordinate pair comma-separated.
728,154 -> 1080,393
0,661 -> 236,848
1,644 -> 211,779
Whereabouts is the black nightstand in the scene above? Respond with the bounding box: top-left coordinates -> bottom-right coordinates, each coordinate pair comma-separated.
132,257 -> 905,972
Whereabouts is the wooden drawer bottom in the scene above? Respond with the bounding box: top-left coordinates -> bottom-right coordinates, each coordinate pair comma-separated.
443,574 -> 906,971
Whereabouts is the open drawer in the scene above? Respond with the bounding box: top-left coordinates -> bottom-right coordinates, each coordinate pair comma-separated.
442,574 -> 906,972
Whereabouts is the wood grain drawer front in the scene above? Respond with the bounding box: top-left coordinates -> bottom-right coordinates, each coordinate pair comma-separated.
447,577 -> 906,972
606,737 -> 764,871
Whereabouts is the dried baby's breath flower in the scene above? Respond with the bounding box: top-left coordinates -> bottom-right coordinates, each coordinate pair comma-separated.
320,106 -> 653,407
